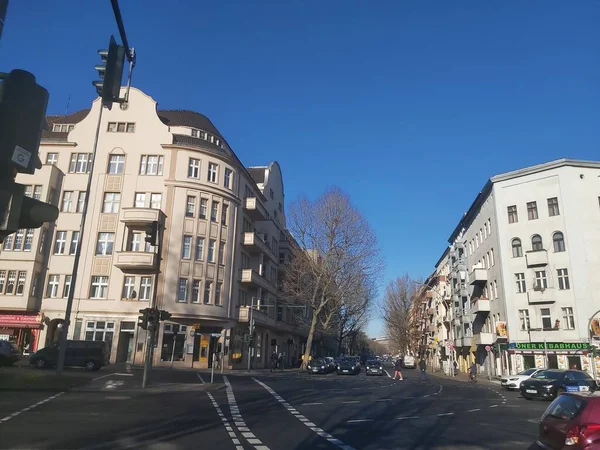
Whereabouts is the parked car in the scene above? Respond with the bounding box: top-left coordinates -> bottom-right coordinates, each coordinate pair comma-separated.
337,357 -> 361,375
365,359 -> 384,376
501,368 -> 543,390
30,340 -> 110,371
0,341 -> 21,366
306,358 -> 329,374
403,355 -> 416,369
536,391 -> 600,449
520,369 -> 597,401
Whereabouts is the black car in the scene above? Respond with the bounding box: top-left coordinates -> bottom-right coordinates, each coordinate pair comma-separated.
306,358 -> 328,374
365,359 -> 384,376
520,369 -> 597,401
30,340 -> 110,371
337,357 -> 360,375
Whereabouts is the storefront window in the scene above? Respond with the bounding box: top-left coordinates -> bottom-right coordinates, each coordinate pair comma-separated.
84,321 -> 114,352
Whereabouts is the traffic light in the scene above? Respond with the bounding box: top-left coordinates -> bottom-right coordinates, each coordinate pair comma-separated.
138,308 -> 149,330
159,310 -> 172,321
147,308 -> 159,329
92,35 -> 125,110
145,220 -> 159,246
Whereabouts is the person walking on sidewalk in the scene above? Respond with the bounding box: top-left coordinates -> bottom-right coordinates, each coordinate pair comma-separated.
469,362 -> 477,382
270,351 -> 278,372
419,358 -> 429,382
393,358 -> 404,380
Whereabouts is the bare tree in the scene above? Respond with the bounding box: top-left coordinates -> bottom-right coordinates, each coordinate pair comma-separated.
283,187 -> 382,368
381,274 -> 420,355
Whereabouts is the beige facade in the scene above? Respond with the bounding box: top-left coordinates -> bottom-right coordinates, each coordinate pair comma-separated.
0,87 -> 308,369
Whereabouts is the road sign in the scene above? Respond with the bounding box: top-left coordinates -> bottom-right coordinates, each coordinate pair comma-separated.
485,345 -> 492,352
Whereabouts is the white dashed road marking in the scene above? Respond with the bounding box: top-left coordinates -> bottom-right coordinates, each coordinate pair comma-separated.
207,392 -> 244,450
468,408 -> 481,412
437,412 -> 454,417
0,392 -> 64,424
196,373 -> 205,385
347,419 -> 373,423
302,402 -> 323,406
224,376 -> 269,450
253,377 -> 356,450
397,416 -> 420,420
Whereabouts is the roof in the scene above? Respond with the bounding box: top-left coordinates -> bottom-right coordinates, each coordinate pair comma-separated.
434,246 -> 450,269
48,109 -> 91,125
157,110 -> 223,139
171,134 -> 229,158
247,167 -> 266,184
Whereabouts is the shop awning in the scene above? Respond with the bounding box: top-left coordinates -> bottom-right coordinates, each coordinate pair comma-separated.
0,313 -> 43,329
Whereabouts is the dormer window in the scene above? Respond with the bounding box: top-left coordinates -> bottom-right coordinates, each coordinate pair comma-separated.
53,124 -> 75,132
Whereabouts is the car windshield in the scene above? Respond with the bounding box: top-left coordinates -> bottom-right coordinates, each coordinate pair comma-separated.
533,370 -> 562,380
311,359 -> 324,365
342,358 -> 355,364
366,360 -> 379,366
518,369 -> 537,376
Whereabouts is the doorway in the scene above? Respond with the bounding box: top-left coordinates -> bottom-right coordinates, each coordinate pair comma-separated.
567,355 -> 581,370
547,354 -> 558,369
116,331 -> 134,363
522,355 -> 535,369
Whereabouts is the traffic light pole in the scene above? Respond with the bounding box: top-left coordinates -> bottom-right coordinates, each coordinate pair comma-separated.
142,224 -> 162,389
56,105 -> 104,375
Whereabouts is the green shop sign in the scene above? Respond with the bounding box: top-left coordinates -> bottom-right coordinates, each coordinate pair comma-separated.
508,342 -> 589,351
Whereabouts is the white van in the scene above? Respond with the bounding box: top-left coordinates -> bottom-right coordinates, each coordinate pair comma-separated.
403,355 -> 416,369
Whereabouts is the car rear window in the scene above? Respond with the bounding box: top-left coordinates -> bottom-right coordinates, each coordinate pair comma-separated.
542,395 -> 586,422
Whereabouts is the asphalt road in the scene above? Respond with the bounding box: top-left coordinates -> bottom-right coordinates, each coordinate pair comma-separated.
0,365 -> 550,449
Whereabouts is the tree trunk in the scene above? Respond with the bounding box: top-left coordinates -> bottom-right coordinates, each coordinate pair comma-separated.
302,313 -> 319,369
337,326 -> 344,356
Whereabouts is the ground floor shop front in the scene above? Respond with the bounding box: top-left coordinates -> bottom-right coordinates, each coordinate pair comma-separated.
0,311 -> 44,354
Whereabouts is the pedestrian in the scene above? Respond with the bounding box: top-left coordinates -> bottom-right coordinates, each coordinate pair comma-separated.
278,352 -> 284,371
419,358 -> 429,381
270,351 -> 278,372
452,360 -> 458,376
469,362 -> 477,382
393,358 -> 404,381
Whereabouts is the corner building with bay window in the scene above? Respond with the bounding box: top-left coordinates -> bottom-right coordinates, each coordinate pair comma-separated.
0,87 -> 308,368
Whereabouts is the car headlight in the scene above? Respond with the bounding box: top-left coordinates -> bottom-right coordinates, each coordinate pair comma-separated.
321,366 -> 325,369
351,366 -> 355,370
307,365 -> 311,369
379,367 -> 383,370
337,365 -> 340,370
543,384 -> 553,390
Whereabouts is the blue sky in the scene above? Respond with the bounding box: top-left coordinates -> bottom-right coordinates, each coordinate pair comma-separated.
2,1 -> 599,337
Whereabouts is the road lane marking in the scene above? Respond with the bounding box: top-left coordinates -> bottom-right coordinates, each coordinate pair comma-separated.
0,392 -> 64,424
384,370 -> 392,378
114,373 -> 134,377
207,392 -> 243,450
468,408 -> 481,412
342,400 -> 360,404
396,416 -> 420,420
347,419 -> 373,423
92,373 -> 114,381
437,413 -> 454,416
196,373 -> 205,385
104,396 -> 131,400
377,398 -> 392,402
253,378 -> 356,450
224,376 -> 269,450
490,405 -> 499,408
301,402 -> 323,406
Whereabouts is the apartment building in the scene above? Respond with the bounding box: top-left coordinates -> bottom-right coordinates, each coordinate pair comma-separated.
0,87 -> 308,369
437,159 -> 600,377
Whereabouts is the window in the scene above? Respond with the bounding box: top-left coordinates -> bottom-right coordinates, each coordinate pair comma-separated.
150,193 -> 162,209
515,273 -> 526,293
518,309 -> 530,330
195,237 -> 204,261
218,242 -> 225,265
16,271 -> 26,295
13,229 -> 24,251
102,193 -> 120,213
241,253 -> 250,269
553,232 -> 565,252
139,155 -> 164,175
279,252 -> 285,264
69,153 -> 93,173
134,192 -> 146,208
96,232 -> 114,255
107,155 -> 125,174
562,307 -> 575,330
191,280 -> 201,303
481,227 -> 485,240
5,271 -> 15,294
208,239 -> 216,262
540,308 -> 552,329
84,321 -> 114,353
186,196 -> 196,217
0,270 -> 5,293
493,280 -> 498,299
46,153 -> 58,165
77,192 -> 86,213
122,276 -> 136,298
2,234 -> 13,251
531,234 -> 543,251
207,163 -> 218,183
210,202 -> 219,222
24,229 -> 34,251
243,218 -> 252,233
89,276 -> 109,299
107,122 -> 135,133
54,231 -> 67,254
191,129 -> 199,137
46,274 -> 60,298
511,238 -> 522,257
139,277 -> 152,301
33,185 -> 42,200
63,275 -> 72,298
487,219 -> 492,236
31,272 -> 39,296
204,281 -> 212,304
53,123 -> 74,132
61,191 -> 73,212
128,232 -> 144,252
215,282 -> 222,306
182,235 -> 192,259
177,278 -> 188,302
221,204 -> 228,226
69,231 -> 80,255
507,205 -> 518,223
24,185 -> 33,198
547,197 -> 560,216
39,229 -> 47,253
188,158 -> 200,179
224,168 -> 233,189
199,199 -> 208,220
535,270 -> 548,290
557,268 -> 570,290
527,201 -> 538,220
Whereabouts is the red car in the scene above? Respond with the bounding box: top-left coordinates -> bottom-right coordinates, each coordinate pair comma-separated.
537,392 -> 600,449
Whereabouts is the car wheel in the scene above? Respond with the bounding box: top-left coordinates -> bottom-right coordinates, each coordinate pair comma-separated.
35,358 -> 47,369
84,360 -> 98,371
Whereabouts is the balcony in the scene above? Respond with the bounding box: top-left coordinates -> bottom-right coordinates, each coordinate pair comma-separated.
120,207 -> 163,226
461,312 -> 472,324
469,268 -> 487,285
527,287 -> 555,304
462,336 -> 472,347
473,332 -> 494,346
242,232 -> 276,259
114,251 -> 158,273
471,298 -> 491,314
240,269 -> 276,293
244,197 -> 267,221
238,306 -> 294,332
526,250 -> 548,267
453,318 -> 461,327
459,286 -> 469,297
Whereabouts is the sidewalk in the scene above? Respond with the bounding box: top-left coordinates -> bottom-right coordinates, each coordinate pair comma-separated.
428,369 -> 501,386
